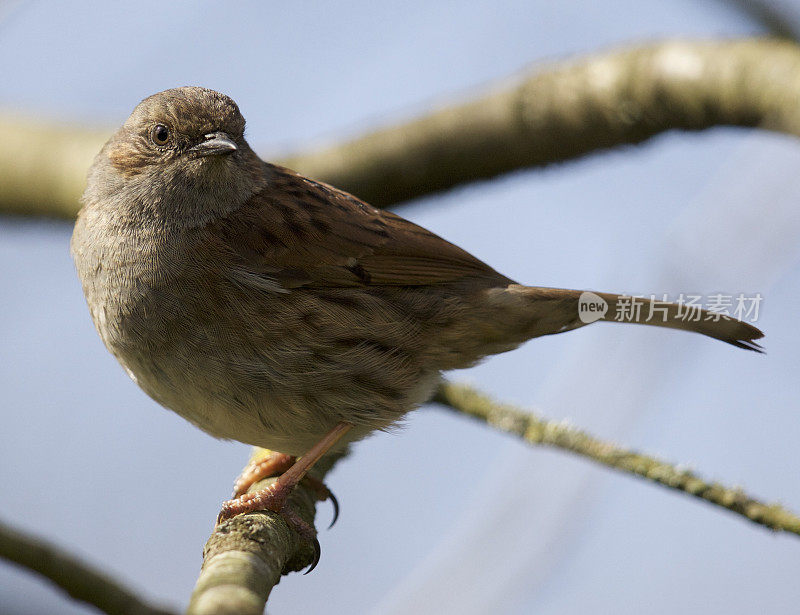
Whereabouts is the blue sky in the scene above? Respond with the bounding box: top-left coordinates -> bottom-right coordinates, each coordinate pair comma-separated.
1,2 -> 799,614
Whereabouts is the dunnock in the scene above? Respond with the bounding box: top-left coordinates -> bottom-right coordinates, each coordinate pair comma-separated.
71,87 -> 763,567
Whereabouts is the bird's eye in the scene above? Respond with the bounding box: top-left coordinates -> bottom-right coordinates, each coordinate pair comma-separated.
151,124 -> 170,146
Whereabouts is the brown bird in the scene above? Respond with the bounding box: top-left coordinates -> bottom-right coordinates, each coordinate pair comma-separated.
71,87 -> 763,570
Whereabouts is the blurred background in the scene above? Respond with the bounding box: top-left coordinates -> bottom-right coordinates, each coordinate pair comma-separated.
1,1 -> 800,613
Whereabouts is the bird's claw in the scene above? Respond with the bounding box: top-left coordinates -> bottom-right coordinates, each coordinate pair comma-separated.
327,489 -> 339,529
300,475 -> 340,529
304,535 -> 321,574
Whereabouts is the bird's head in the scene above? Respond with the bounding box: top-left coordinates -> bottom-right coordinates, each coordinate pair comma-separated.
85,87 -> 265,226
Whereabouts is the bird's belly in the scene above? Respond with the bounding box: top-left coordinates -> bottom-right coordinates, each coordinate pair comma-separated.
120,343 -> 439,456
99,282 -> 441,456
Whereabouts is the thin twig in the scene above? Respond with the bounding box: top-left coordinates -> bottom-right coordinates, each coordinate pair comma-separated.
433,381 -> 800,536
0,518 -> 177,615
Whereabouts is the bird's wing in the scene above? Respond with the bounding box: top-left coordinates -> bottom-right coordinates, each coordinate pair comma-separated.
208,165 -> 509,289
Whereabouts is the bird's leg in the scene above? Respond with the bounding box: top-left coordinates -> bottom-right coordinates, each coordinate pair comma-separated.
216,422 -> 353,572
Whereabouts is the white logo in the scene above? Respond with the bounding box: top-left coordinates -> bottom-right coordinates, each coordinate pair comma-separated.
578,291 -> 608,323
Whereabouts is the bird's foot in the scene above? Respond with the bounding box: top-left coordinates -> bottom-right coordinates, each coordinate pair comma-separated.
216,423 -> 353,574
217,476 -> 322,573
230,450 -> 339,526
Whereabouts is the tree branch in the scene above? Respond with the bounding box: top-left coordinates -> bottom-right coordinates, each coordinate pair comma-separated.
433,381 -> 800,536
5,37 -> 800,219
282,37 -> 800,207
0,518 -> 177,615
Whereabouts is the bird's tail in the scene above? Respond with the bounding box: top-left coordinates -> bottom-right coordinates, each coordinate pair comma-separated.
492,285 -> 764,352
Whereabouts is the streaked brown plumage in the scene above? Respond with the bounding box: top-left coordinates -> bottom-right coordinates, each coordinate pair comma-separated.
71,87 -> 763,557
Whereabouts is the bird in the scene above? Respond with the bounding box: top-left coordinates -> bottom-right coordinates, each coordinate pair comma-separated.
71,86 -> 763,570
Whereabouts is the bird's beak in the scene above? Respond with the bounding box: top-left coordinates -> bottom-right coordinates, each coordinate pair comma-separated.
190,132 -> 238,157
